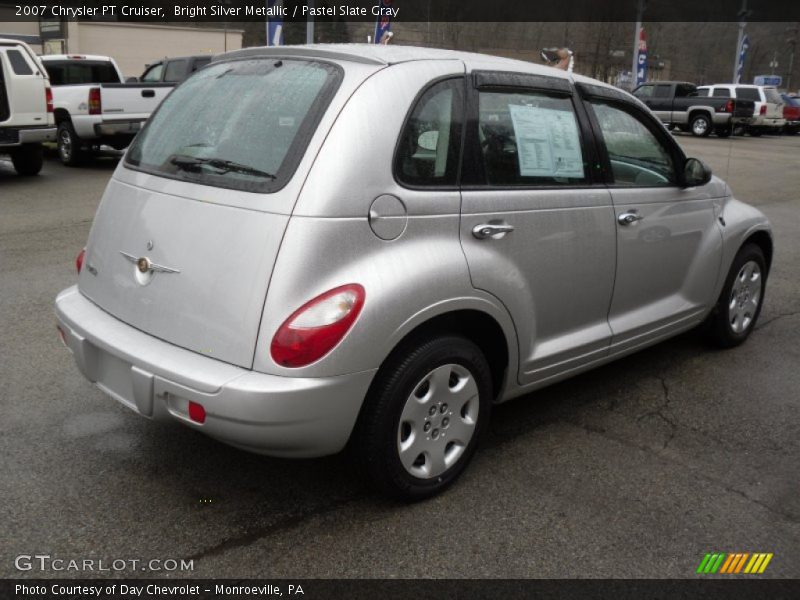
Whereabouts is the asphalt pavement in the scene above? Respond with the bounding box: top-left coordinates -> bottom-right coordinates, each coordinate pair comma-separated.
1,135 -> 798,579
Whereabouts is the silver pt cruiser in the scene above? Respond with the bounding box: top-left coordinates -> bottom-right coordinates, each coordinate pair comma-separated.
56,45 -> 772,500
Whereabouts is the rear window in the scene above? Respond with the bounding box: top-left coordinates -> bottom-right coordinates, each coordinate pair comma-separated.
44,61 -> 121,85
736,87 -> 760,101
126,58 -> 342,193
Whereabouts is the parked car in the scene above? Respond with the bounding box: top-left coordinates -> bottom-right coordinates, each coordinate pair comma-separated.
40,54 -> 174,166
697,84 -> 786,136
137,55 -> 211,83
781,94 -> 799,135
632,81 -> 754,137
55,45 -> 773,500
0,38 -> 55,175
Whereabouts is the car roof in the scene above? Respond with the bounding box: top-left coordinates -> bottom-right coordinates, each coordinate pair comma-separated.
40,54 -> 114,62
219,43 -> 578,79
151,54 -> 212,63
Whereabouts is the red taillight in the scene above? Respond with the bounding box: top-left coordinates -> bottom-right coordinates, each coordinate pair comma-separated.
76,248 -> 86,274
188,401 -> 206,424
45,86 -> 53,113
88,87 -> 101,115
271,284 -> 365,368
760,105 -> 767,115
725,100 -> 734,113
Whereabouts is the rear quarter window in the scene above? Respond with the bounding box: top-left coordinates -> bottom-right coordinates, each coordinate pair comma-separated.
126,58 -> 343,193
7,49 -> 33,75
44,61 -> 120,85
735,88 -> 761,101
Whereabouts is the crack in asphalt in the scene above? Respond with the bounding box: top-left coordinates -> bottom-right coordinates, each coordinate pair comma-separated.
755,310 -> 800,331
186,493 -> 369,562
561,418 -> 799,525
636,376 -> 677,449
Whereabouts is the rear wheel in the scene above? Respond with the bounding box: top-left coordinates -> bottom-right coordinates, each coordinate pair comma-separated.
748,127 -> 763,137
10,143 -> 43,176
354,334 -> 492,501
690,113 -> 712,137
705,244 -> 767,348
57,121 -> 85,166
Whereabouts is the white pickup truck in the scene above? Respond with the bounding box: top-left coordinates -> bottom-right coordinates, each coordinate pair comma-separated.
40,54 -> 174,166
0,39 -> 56,175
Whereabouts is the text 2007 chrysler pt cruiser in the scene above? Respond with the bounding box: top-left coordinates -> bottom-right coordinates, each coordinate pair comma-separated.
56,45 -> 772,500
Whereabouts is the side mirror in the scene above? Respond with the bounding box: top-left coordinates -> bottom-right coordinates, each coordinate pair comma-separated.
683,157 -> 712,187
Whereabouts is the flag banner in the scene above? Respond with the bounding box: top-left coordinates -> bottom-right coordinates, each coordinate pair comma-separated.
636,28 -> 648,87
735,35 -> 750,84
375,0 -> 394,44
266,0 -> 284,45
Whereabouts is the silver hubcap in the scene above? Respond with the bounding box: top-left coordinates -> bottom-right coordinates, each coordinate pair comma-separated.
693,118 -> 708,135
729,260 -> 761,333
397,363 -> 479,479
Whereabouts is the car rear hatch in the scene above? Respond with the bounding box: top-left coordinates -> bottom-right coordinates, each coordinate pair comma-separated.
77,55 -> 376,368
763,87 -> 784,119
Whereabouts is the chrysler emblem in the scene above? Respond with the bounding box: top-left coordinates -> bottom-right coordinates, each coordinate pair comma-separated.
120,251 -> 180,274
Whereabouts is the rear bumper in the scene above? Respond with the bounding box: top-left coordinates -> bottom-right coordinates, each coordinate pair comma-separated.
712,114 -> 752,126
750,116 -> 786,129
55,286 -> 376,458
93,120 -> 144,137
0,126 -> 56,147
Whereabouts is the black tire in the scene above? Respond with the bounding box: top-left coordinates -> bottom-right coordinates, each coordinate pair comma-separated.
690,113 -> 712,137
715,126 -> 732,138
353,334 -> 492,501
785,127 -> 799,136
57,121 -> 85,166
705,244 -> 767,348
10,143 -> 43,176
748,127 -> 763,137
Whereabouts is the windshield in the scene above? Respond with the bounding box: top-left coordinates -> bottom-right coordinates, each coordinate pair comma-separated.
44,60 -> 121,85
125,58 -> 342,193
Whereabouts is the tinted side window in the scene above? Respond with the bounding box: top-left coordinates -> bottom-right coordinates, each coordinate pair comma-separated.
141,63 -> 163,82
712,88 -> 730,98
395,78 -> 464,187
7,49 -> 33,75
44,61 -> 120,85
634,85 -> 653,99
675,84 -> 695,98
164,59 -> 190,82
589,101 -> 676,187
192,57 -> 211,73
736,87 -> 760,101
477,90 -> 586,186
653,84 -> 671,97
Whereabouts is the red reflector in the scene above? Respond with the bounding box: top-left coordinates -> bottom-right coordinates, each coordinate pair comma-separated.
88,87 -> 101,115
45,86 -> 53,113
75,248 -> 86,274
56,326 -> 66,346
188,401 -> 206,424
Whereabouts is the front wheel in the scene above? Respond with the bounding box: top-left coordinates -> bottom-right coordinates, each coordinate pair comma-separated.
353,335 -> 492,501
10,143 -> 43,176
690,113 -> 712,137
705,244 -> 767,348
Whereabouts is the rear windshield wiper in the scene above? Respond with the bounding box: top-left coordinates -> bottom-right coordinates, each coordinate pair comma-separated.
169,155 -> 276,179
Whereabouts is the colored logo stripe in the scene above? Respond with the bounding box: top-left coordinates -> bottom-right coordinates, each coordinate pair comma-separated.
697,552 -> 773,574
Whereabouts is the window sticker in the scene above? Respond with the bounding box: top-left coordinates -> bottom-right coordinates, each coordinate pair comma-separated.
508,104 -> 584,179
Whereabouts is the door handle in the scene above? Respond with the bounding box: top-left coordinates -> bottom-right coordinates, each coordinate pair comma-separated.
141,89 -> 155,98
472,222 -> 514,239
618,211 -> 644,226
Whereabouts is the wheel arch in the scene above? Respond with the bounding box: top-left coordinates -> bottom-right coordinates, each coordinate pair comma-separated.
743,229 -> 773,275
53,108 -> 71,125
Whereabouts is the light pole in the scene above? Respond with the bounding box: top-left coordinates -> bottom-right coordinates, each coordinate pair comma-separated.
787,25 -> 798,91
631,0 -> 646,90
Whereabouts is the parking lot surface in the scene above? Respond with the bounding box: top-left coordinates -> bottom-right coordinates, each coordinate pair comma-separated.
1,136 -> 798,578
